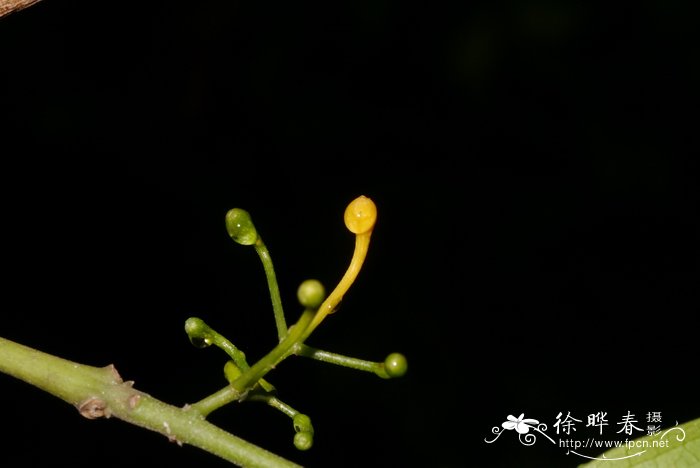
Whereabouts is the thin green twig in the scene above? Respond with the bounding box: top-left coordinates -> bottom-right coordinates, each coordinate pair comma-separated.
255,239 -> 287,341
0,336 -> 300,468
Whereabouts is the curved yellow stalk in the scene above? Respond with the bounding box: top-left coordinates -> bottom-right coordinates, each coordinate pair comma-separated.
302,196 -> 377,339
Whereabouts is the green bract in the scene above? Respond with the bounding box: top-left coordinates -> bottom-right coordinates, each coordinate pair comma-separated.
224,360 -> 242,382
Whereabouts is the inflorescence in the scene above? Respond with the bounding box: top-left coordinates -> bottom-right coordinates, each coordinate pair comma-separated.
184,195 -> 407,450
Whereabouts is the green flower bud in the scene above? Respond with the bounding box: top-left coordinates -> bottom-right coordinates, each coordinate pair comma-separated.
297,279 -> 326,309
293,431 -> 313,451
184,317 -> 212,348
291,413 -> 314,450
383,352 -> 408,378
225,208 -> 258,245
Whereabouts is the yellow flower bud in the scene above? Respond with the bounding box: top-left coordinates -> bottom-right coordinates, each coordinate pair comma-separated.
344,195 -> 377,234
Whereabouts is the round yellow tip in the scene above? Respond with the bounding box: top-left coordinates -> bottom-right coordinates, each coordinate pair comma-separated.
344,195 -> 377,234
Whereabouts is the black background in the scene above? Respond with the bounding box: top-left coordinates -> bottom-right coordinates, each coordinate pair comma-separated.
1,1 -> 698,467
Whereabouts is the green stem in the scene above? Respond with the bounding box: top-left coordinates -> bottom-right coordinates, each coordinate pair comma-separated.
298,345 -> 387,377
191,310 -> 314,413
211,328 -> 276,393
189,384 -> 243,417
255,239 -> 287,341
232,309 -> 313,393
248,392 -> 315,451
300,233 -> 371,342
216,335 -> 250,370
185,317 -> 275,393
0,336 -> 300,468
249,393 -> 298,418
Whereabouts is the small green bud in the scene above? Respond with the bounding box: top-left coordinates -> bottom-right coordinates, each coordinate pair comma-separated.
223,360 -> 242,383
297,279 -> 326,309
383,352 -> 408,378
292,413 -> 314,450
225,208 -> 258,245
184,317 -> 212,348
294,431 -> 313,451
